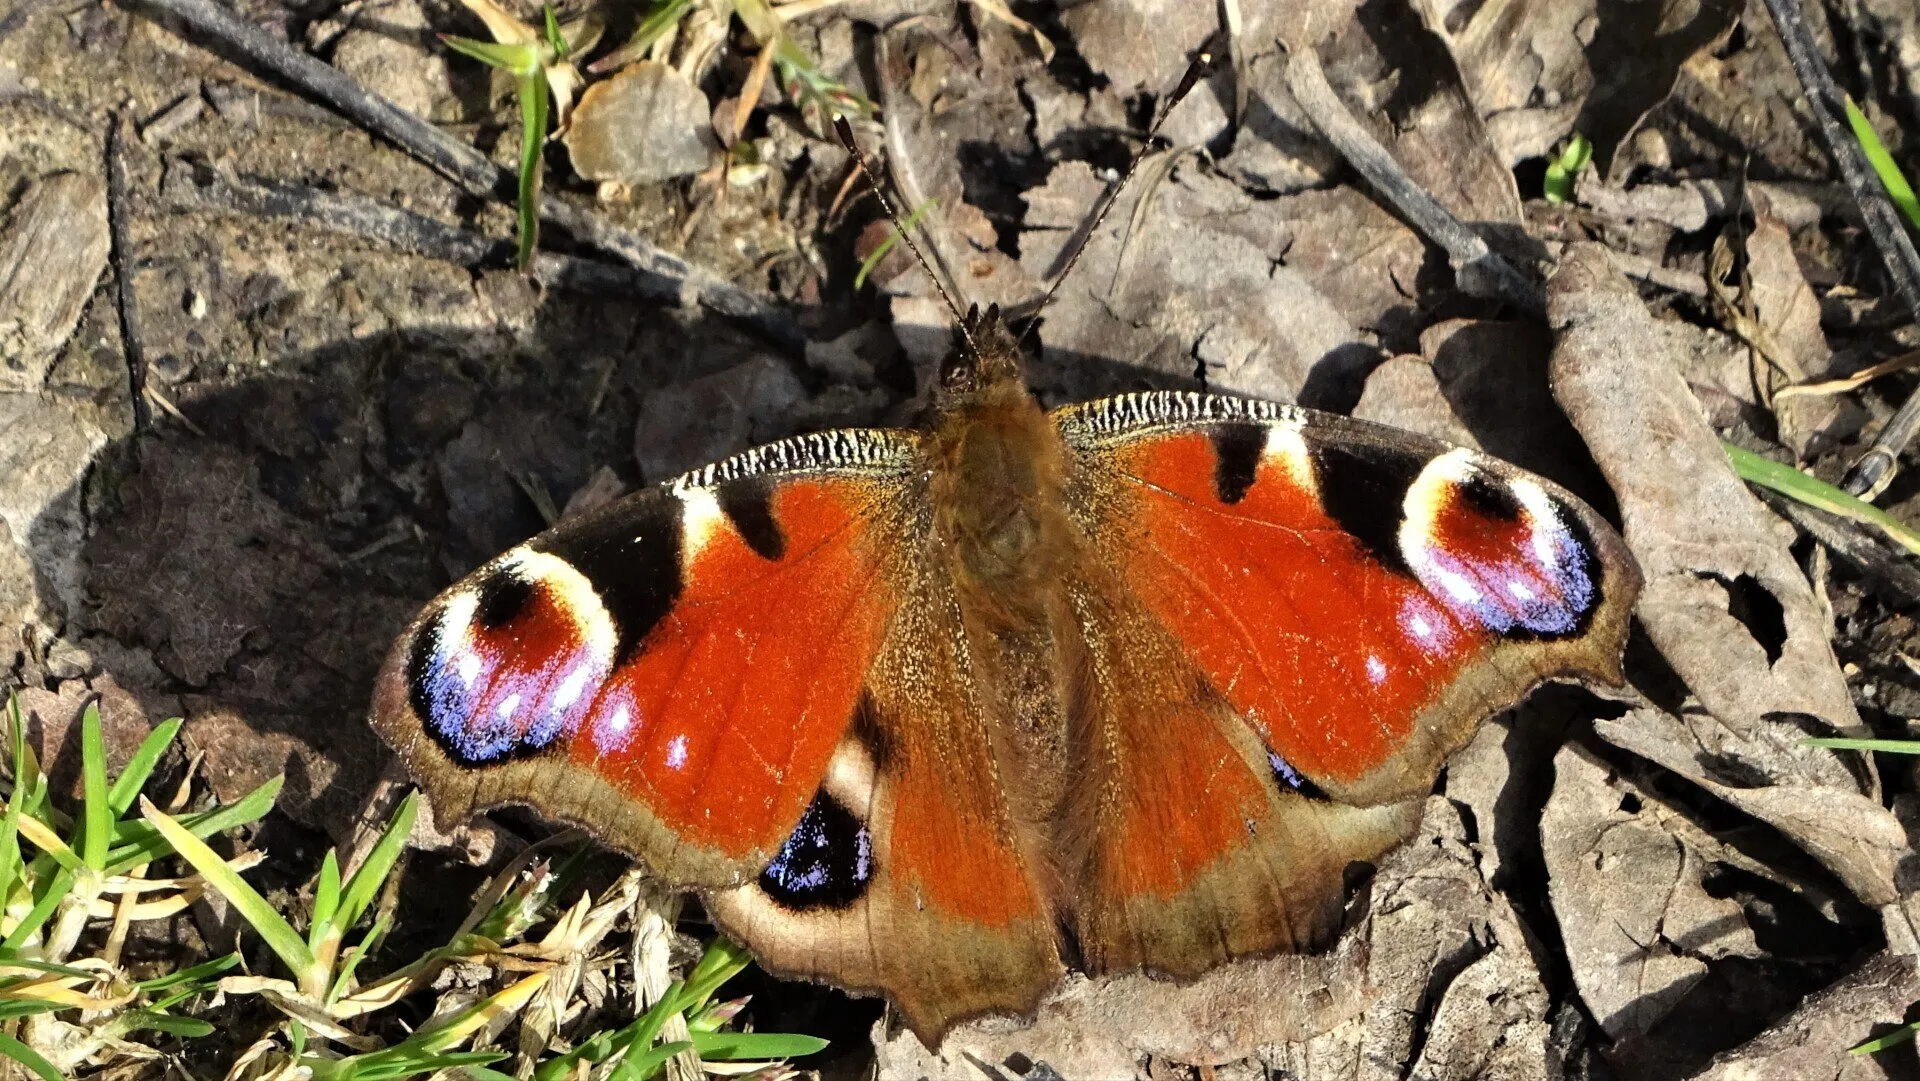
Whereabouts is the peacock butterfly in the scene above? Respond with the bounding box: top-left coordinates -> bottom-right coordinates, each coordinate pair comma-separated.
367,70 -> 1642,1045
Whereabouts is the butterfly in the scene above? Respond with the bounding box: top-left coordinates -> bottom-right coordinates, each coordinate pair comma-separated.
369,291 -> 1641,1042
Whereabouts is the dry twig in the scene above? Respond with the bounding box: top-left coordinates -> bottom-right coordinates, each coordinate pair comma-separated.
105,114 -> 151,429
1282,44 -> 1545,319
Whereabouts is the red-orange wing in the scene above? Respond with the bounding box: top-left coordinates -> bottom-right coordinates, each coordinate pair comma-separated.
375,425 -> 1065,1039
1053,392 -> 1638,972
370,430 -> 923,886
705,550 -> 1064,1044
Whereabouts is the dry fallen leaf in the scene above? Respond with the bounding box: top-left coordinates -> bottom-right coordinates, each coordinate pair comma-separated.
1409,0 -> 1595,164
1543,742 -> 1761,1044
1266,798 -> 1554,1080
1020,162 -> 1370,406
1547,243 -> 1912,923
1729,214 -> 1855,457
1692,953 -> 1919,1081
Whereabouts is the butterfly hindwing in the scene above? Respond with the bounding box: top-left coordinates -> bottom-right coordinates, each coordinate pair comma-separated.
1059,570 -> 1424,975
370,430 -> 924,887
704,536 -> 1065,1044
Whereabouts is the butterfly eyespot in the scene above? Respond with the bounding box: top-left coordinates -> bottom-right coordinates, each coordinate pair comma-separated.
759,790 -> 874,911
1398,451 -> 1603,640
1267,750 -> 1329,801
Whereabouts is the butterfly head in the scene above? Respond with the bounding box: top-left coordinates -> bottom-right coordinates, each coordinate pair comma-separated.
938,303 -> 1027,407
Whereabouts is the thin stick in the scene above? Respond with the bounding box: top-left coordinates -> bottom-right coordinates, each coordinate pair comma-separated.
162,162 -> 707,302
1754,0 -> 1920,498
1018,32 -> 1225,346
833,114 -> 977,356
1284,44 -> 1545,319
105,115 -> 151,430
117,0 -> 804,350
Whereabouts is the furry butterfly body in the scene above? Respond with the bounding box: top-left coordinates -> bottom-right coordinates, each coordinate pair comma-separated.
370,307 -> 1640,1042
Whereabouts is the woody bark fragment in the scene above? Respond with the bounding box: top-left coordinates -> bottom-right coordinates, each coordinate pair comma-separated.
1546,244 -> 1913,934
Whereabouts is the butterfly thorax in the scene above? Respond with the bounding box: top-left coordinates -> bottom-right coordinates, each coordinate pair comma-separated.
926,309 -> 1075,625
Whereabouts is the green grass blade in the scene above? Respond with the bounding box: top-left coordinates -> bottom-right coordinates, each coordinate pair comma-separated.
0,957 -> 104,979
515,71 -> 549,268
117,1011 -> 216,1038
336,793 -> 416,937
534,980 -> 682,1081
1,869 -> 72,951
329,910 -> 391,1004
1852,1021 -> 1919,1054
854,198 -> 937,290
106,774 -> 281,874
0,1030 -> 62,1081
107,717 -> 183,817
1722,442 -> 1920,557
6,699 -> 47,824
1846,96 -> 1920,232
610,1040 -> 694,1081
690,1030 -> 828,1060
676,937 -> 752,1014
79,703 -> 111,871
139,796 -> 316,979
0,1000 -> 64,1022
310,850 -> 342,951
593,0 -> 697,71
441,35 -> 541,76
0,699 -> 30,917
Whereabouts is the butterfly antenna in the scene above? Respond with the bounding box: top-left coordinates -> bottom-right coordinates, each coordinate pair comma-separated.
833,115 -> 980,358
1014,33 -> 1224,350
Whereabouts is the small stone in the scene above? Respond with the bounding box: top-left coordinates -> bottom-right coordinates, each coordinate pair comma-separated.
149,353 -> 194,384
185,289 -> 207,319
332,0 -> 459,122
565,61 -> 715,187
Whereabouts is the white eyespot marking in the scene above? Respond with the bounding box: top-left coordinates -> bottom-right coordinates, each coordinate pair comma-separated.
665,734 -> 689,770
1397,449 -> 1595,636
1365,654 -> 1388,685
592,703 -> 636,755
1398,595 -> 1461,657
431,591 -> 482,674
496,692 -> 521,721
677,486 -> 727,561
1436,567 -> 1484,605
1509,476 -> 1566,569
1263,418 -> 1317,496
822,737 -> 878,813
553,664 -> 592,711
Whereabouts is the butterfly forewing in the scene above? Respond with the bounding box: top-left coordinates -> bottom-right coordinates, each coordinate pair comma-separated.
1054,391 -> 1639,808
369,429 -> 924,887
